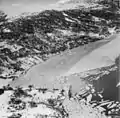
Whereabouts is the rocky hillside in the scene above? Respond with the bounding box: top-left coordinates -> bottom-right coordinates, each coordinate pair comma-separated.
0,1 -> 120,118
9,34 -> 120,116
0,2 -> 120,81
0,64 -> 119,118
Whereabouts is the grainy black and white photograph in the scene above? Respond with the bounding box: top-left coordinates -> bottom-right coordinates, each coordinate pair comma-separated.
0,0 -> 120,118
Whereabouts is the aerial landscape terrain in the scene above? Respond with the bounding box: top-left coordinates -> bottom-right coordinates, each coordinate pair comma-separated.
0,0 -> 120,118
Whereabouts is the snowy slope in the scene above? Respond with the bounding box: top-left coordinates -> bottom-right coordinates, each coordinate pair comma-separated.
9,33 -> 115,88
65,33 -> 120,75
55,0 -> 101,10
1,1 -> 120,83
0,2 -> 120,118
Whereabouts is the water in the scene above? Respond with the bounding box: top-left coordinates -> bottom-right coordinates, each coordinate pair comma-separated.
93,70 -> 119,101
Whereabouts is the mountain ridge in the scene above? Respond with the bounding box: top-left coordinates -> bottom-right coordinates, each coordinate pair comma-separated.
0,4 -> 119,81
0,1 -> 120,118
9,33 -> 120,89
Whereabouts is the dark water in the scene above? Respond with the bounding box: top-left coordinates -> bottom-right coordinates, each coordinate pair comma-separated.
91,70 -> 120,116
93,70 -> 119,101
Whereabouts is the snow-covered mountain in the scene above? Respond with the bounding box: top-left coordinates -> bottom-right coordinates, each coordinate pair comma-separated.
65,33 -> 120,75
9,33 -> 120,93
55,0 -> 101,9
0,2 -> 119,82
0,1 -> 120,118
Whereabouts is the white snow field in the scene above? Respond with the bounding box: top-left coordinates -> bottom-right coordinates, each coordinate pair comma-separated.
65,33 -> 120,75
9,33 -> 119,88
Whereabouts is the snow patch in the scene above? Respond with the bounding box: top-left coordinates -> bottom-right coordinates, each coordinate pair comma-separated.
65,17 -> 75,22
3,28 -> 11,33
62,12 -> 69,17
